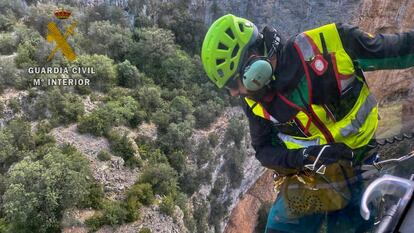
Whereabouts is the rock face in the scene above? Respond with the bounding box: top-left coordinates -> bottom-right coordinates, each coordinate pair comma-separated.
189,0 -> 362,36
51,124 -> 138,200
352,0 -> 414,137
224,170 -> 276,233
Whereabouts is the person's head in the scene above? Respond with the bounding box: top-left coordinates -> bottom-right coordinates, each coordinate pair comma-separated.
201,14 -> 276,97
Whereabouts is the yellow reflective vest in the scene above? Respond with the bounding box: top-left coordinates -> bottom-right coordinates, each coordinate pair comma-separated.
244,23 -> 379,150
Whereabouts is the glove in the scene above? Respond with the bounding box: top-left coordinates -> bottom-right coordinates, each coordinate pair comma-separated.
302,143 -> 354,173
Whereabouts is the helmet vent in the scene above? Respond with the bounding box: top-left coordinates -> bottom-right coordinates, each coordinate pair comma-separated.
218,69 -> 224,77
238,23 -> 244,32
218,42 -> 229,50
225,28 -> 235,39
216,59 -> 225,65
231,44 -> 239,58
230,61 -> 234,70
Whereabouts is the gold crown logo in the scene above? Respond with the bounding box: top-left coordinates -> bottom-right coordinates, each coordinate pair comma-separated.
54,9 -> 71,19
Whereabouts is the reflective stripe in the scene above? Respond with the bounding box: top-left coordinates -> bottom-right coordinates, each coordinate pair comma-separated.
245,97 -> 279,123
295,33 -> 315,61
278,132 -> 320,148
340,75 -> 356,92
340,93 -> 377,137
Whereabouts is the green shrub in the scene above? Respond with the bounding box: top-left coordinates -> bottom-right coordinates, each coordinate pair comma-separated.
101,200 -> 128,226
117,60 -> 143,88
159,194 -> 175,217
124,195 -> 141,222
139,228 -> 151,233
78,96 -> 139,136
158,121 -> 193,154
3,147 -> 91,233
81,182 -> 105,209
77,107 -> 112,136
167,150 -> 186,174
195,139 -> 213,167
7,98 -> 20,113
86,198 -> 138,229
127,183 -> 154,206
7,118 -> 35,151
33,122 -> 56,147
139,163 -> 178,196
194,99 -> 223,129
97,150 -> 111,161
225,118 -> 246,148
0,33 -> 16,55
170,96 -> 194,123
208,132 -> 219,147
74,54 -> 117,92
224,146 -> 245,189
108,132 -> 138,167
81,21 -> 133,61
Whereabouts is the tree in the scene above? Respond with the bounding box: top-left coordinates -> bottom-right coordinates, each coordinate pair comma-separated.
74,54 -> 117,92
3,147 -> 91,233
170,95 -> 194,123
225,118 -> 246,148
139,163 -> 178,196
126,27 -> 177,77
127,183 -> 154,206
81,21 -> 134,61
117,60 -> 145,88
0,33 -> 17,55
195,139 -> 213,167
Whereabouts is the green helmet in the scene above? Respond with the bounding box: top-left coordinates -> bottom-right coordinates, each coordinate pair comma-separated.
201,14 -> 259,88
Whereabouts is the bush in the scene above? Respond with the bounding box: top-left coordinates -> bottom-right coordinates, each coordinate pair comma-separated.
7,118 -> 35,151
127,183 -> 154,206
0,33 -> 16,55
0,57 -> 18,89
74,54 -> 117,92
139,163 -> 178,196
101,200 -> 129,226
77,107 -> 112,136
86,199 -> 139,230
78,96 -> 139,136
224,146 -> 246,189
97,150 -> 111,161
208,132 -> 219,147
41,89 -> 85,124
139,228 -> 151,233
167,150 -> 186,174
160,194 -> 175,217
117,60 -> 144,88
108,132 -> 138,166
33,121 -> 56,147
3,147 -> 91,232
225,118 -> 246,148
81,182 -> 105,209
158,121 -> 194,154
195,139 -> 213,167
7,98 -> 20,113
81,21 -> 134,61
169,95 -> 194,123
194,99 -> 223,129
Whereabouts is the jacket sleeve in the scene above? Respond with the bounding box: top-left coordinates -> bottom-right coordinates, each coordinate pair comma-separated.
336,23 -> 414,71
242,101 -> 304,170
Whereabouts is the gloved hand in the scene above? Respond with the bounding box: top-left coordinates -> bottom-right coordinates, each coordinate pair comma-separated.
301,143 -> 354,173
